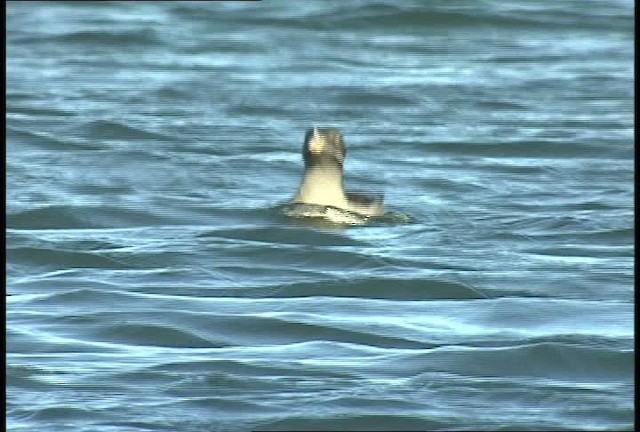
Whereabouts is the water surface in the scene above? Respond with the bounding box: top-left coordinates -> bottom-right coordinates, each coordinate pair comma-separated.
6,1 -> 634,431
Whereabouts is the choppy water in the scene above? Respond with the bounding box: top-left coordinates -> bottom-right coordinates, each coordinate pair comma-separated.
6,1 -> 634,431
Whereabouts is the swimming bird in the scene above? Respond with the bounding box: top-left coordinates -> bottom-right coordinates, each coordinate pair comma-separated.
292,128 -> 384,217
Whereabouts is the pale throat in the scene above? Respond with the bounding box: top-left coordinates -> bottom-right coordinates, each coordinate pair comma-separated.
293,164 -> 348,208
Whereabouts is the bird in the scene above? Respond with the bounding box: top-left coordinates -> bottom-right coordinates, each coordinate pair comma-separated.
291,127 -> 384,217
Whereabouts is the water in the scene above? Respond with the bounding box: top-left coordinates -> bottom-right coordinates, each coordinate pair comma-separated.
6,1 -> 634,431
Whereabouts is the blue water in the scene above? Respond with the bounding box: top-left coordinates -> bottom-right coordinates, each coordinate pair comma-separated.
6,1 -> 634,431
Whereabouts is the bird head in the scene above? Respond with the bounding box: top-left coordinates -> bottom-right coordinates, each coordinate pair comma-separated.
303,127 -> 346,167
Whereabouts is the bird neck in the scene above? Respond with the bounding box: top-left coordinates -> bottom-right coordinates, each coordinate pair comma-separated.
294,164 -> 348,208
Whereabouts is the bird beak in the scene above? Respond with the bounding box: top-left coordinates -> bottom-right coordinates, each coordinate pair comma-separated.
309,127 -> 325,154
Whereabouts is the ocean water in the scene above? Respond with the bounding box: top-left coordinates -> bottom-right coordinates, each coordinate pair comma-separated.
6,1 -> 634,431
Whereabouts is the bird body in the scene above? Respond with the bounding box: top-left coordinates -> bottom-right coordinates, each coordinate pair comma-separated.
292,128 -> 384,217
